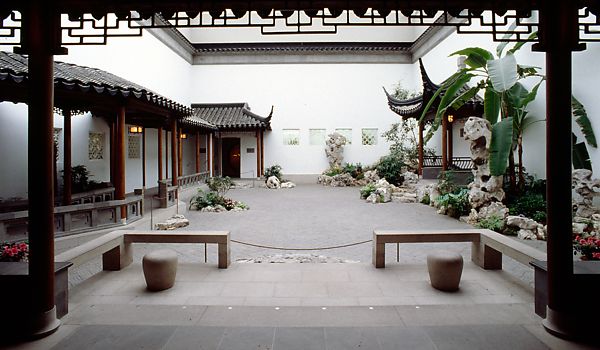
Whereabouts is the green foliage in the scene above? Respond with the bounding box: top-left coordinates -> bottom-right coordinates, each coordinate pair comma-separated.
420,193 -> 431,205
476,215 -> 505,233
375,151 -> 405,186
507,193 -> 547,224
573,133 -> 592,171
264,164 -> 283,181
437,170 -> 463,195
489,117 -> 514,176
205,176 -> 233,197
572,96 -> 597,148
324,166 -> 343,177
62,165 -> 100,193
436,188 -> 470,219
189,189 -> 222,210
360,183 -> 377,199
342,163 -> 364,179
382,118 -> 434,172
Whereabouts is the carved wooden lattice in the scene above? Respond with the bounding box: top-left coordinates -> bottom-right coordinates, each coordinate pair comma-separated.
88,132 -> 104,160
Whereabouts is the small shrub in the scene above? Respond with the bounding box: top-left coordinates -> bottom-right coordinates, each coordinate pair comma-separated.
189,189 -> 222,210
476,215 -> 505,233
438,170 -> 461,195
375,151 -> 405,186
342,163 -> 364,179
360,183 -> 377,199
420,193 -> 431,205
324,166 -> 343,177
503,226 -> 519,236
508,193 -> 547,224
62,165 -> 101,193
264,164 -> 283,181
437,188 -> 470,219
205,176 -> 233,197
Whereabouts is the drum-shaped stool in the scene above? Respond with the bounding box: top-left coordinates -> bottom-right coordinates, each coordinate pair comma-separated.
427,251 -> 463,292
142,249 -> 178,291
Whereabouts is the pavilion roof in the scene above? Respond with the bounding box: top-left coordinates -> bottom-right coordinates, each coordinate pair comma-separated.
188,103 -> 272,131
0,50 -> 192,118
384,58 -> 483,121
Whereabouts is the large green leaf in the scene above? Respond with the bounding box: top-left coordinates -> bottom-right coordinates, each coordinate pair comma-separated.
490,117 -> 514,176
509,31 -> 538,54
450,47 -> 494,69
573,133 -> 592,170
450,85 -> 481,110
488,54 -> 518,92
425,73 -> 474,142
496,21 -> 519,57
572,96 -> 598,148
484,85 -> 501,124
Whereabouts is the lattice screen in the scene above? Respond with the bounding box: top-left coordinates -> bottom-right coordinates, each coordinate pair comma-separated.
88,132 -> 104,160
362,128 -> 378,145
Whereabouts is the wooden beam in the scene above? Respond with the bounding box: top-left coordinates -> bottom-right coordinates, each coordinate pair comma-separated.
208,133 -> 212,176
109,120 -> 115,184
63,109 -> 72,205
178,128 -> 183,177
260,130 -> 265,177
157,127 -> 163,181
256,130 -> 260,178
142,127 -> 146,188
165,129 -> 169,179
115,106 -> 127,220
448,120 -> 453,167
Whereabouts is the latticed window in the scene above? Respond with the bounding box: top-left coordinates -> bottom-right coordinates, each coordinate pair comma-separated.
335,128 -> 352,145
88,132 -> 104,160
128,135 -> 140,159
362,128 -> 378,145
309,129 -> 326,145
282,129 -> 300,145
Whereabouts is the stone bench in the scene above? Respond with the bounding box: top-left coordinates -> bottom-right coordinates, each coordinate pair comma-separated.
372,229 -> 546,270
55,230 -> 230,270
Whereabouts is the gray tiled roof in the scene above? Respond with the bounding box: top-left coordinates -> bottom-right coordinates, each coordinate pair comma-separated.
189,103 -> 272,130
0,50 -> 191,116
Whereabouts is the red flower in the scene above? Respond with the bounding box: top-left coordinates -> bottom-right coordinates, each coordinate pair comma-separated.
593,252 -> 600,260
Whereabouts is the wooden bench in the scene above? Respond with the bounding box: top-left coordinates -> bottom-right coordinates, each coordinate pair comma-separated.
55,230 -> 230,270
373,229 -> 546,270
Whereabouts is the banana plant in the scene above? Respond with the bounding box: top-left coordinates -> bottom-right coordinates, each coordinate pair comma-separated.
420,30 -> 597,193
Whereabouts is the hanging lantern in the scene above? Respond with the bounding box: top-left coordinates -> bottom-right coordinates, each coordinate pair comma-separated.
447,115 -> 454,123
129,126 -> 143,134
180,133 -> 188,139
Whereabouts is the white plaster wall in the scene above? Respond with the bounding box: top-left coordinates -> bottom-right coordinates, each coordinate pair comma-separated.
190,64 -> 417,175
0,103 -> 29,199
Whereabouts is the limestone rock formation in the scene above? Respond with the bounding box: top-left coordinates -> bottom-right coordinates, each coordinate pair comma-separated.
463,117 -> 505,210
155,214 -> 189,230
401,171 -> 419,185
365,179 -> 394,203
200,204 -> 227,212
280,181 -> 296,188
363,170 -> 379,184
506,215 -> 546,240
572,169 -> 600,218
416,183 -> 440,206
266,176 -> 281,189
318,173 -> 355,187
325,132 -> 347,169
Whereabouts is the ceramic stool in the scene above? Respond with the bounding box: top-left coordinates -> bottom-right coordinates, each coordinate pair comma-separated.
427,250 -> 463,292
142,249 -> 178,291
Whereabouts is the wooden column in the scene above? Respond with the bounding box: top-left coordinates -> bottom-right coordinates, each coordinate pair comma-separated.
195,131 -> 200,173
142,127 -> 146,188
157,127 -> 163,181
23,2 -> 61,336
63,109 -> 72,205
418,121 -> 424,175
260,130 -> 265,176
109,120 -> 115,184
208,133 -> 213,177
178,129 -> 183,177
171,119 -> 178,186
256,130 -> 261,178
115,106 -> 126,220
448,121 -> 453,167
441,115 -> 448,171
165,130 -> 169,179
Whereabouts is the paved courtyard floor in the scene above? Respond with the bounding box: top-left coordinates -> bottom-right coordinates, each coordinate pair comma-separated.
21,183 -> 585,349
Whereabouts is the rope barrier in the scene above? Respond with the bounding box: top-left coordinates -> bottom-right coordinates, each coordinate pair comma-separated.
230,239 -> 372,251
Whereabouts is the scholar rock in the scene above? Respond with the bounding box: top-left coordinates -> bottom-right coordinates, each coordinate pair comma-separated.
363,170 -> 379,184
518,229 -> 537,240
266,176 -> 281,189
478,202 -> 509,221
280,181 -> 296,188
506,215 -> 539,230
331,173 -> 355,187
155,214 -> 189,230
401,171 -> 419,185
366,193 -> 379,203
463,117 -> 505,210
572,169 -> 600,218
201,205 -> 226,213
325,132 -> 347,169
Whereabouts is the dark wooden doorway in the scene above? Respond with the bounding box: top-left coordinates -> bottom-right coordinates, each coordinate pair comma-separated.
222,138 -> 240,178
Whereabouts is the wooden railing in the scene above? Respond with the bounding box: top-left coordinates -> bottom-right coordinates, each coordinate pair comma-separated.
0,195 -> 143,243
177,172 -> 209,188
423,156 -> 473,170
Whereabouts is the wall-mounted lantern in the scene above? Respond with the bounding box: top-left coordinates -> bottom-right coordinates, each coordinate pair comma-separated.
129,126 -> 143,134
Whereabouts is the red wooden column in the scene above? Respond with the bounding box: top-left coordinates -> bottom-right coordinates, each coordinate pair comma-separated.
195,131 -> 200,173
447,120 -> 453,167
115,106 -> 126,220
22,2 -> 61,336
63,109 -> 72,205
109,120 -> 115,185
165,130 -> 169,179
157,127 -> 163,181
441,115 -> 448,171
418,121 -> 424,175
256,130 -> 261,178
260,130 -> 265,176
208,133 -> 213,176
171,119 -> 178,186
178,129 -> 183,177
